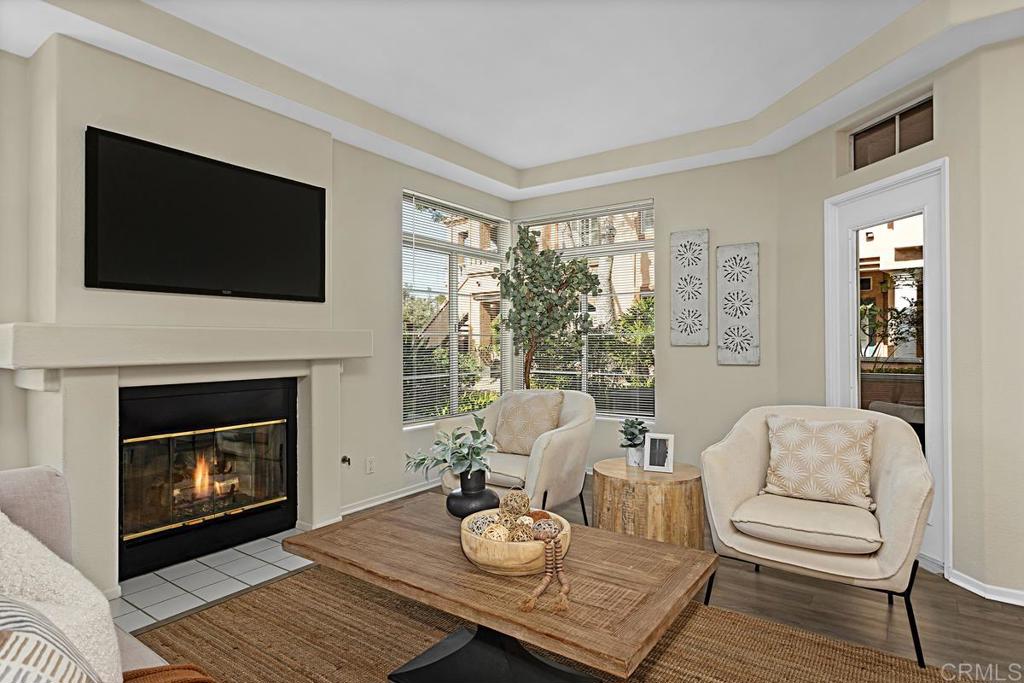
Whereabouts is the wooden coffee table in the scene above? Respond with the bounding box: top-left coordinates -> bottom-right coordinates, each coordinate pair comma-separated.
284,492 -> 717,682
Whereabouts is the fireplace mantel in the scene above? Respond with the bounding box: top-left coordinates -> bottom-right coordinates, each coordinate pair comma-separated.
4,321 -> 372,597
0,322 -> 372,371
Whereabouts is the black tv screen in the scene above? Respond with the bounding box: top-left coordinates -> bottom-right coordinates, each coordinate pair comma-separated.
85,127 -> 325,302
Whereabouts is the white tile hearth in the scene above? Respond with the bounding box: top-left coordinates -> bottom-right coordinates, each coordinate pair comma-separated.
154,560 -> 206,582
253,544 -> 292,564
216,555 -> 266,578
111,529 -> 315,634
113,610 -> 156,633
170,567 -> 230,592
123,583 -> 186,610
196,548 -> 246,567
192,578 -> 247,603
268,528 -> 302,543
144,594 -> 205,622
273,554 -> 314,572
237,563 -> 287,586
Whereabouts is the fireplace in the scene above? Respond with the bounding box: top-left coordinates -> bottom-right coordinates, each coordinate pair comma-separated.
119,378 -> 297,580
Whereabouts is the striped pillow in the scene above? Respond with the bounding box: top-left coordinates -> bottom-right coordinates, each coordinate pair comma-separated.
0,596 -> 99,683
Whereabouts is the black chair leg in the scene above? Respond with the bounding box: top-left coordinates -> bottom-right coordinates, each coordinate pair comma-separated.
703,572 -> 716,606
541,491 -> 547,510
887,591 -> 894,606
905,594 -> 925,668
578,491 -> 589,527
754,564 -> 760,573
901,561 -> 925,668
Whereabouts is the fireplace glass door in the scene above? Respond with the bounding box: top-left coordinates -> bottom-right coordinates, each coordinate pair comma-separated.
121,419 -> 288,541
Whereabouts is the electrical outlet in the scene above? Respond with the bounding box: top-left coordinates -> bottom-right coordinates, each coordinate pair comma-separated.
365,456 -> 375,475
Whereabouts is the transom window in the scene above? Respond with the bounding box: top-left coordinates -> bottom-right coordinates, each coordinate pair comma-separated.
401,193 -> 507,424
516,201 -> 656,418
852,97 -> 933,170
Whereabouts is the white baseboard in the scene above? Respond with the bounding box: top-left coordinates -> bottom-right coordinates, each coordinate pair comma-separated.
947,568 -> 1024,607
335,477 -> 441,518
916,553 -> 944,575
103,586 -> 122,600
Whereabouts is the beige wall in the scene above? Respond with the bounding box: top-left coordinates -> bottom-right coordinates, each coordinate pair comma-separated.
512,159 -> 780,468
0,51 -> 29,469
331,142 -> 510,508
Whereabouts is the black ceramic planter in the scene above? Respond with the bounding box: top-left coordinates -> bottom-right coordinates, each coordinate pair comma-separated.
446,470 -> 499,519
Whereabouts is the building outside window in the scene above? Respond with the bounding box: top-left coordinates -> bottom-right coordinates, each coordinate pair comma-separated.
516,201 -> 656,418
401,193 -> 507,424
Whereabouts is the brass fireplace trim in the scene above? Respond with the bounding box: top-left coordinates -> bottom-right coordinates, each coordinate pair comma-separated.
121,418 -> 288,444
121,495 -> 289,541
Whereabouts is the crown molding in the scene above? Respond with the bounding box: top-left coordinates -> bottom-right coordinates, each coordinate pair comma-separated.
2,0 -> 1023,200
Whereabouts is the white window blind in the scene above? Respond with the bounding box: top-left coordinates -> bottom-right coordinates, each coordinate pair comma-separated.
402,193 -> 506,424
518,202 -> 655,418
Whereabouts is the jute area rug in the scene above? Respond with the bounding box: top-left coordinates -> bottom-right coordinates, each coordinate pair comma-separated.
139,566 -> 941,682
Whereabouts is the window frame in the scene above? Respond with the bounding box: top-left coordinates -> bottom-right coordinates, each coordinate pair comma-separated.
514,200 -> 656,419
401,191 -> 509,426
849,94 -> 933,170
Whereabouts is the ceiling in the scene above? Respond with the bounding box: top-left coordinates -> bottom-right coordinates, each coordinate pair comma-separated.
144,0 -> 920,169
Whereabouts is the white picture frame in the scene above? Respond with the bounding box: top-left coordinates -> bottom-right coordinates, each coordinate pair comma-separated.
643,433 -> 675,473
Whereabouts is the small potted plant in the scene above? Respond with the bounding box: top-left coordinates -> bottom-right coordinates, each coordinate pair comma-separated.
406,413 -> 500,518
619,417 -> 649,468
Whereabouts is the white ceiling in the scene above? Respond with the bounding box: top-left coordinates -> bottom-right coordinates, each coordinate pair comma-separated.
144,0 -> 920,169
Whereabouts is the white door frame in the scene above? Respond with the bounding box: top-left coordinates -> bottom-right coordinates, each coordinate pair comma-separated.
823,158 -> 951,574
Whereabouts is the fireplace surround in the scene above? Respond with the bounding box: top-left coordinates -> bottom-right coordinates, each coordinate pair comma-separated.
119,378 -> 298,579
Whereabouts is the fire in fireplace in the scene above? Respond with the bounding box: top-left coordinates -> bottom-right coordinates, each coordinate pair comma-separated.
119,379 -> 297,580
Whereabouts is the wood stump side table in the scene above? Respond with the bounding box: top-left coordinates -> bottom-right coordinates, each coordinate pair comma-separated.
592,458 -> 705,550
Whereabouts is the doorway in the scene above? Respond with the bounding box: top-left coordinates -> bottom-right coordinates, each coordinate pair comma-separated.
824,159 -> 949,572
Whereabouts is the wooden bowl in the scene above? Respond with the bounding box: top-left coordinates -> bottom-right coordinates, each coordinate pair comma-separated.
460,508 -> 572,576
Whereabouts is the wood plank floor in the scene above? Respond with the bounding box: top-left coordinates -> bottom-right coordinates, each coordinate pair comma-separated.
543,477 -> 1024,670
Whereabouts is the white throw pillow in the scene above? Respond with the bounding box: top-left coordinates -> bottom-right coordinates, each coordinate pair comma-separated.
0,595 -> 100,682
0,511 -> 121,683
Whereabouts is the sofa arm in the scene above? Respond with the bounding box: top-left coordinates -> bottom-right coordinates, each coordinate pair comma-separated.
700,424 -> 767,546
0,465 -> 72,562
524,415 -> 593,509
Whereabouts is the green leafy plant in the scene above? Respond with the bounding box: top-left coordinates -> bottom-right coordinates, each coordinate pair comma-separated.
405,413 -> 495,478
859,269 -> 923,372
496,226 -> 601,388
619,417 -> 649,448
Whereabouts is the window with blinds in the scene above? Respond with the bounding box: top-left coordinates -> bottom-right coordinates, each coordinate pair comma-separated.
852,97 -> 933,170
402,193 -> 506,424
519,202 -> 655,418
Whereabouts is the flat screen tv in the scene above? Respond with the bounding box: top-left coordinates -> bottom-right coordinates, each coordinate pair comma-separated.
85,127 -> 326,302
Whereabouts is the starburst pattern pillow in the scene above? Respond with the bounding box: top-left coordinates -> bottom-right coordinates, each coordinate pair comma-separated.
493,391 -> 564,456
762,415 -> 877,510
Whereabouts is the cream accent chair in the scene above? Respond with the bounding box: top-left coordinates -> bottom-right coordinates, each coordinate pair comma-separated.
701,405 -> 934,667
437,390 -> 596,522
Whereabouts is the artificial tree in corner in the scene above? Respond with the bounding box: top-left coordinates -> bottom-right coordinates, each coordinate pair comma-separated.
497,226 -> 601,389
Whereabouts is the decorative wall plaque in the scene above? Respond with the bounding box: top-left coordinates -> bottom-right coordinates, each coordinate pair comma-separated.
716,242 -> 760,365
670,229 -> 709,346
